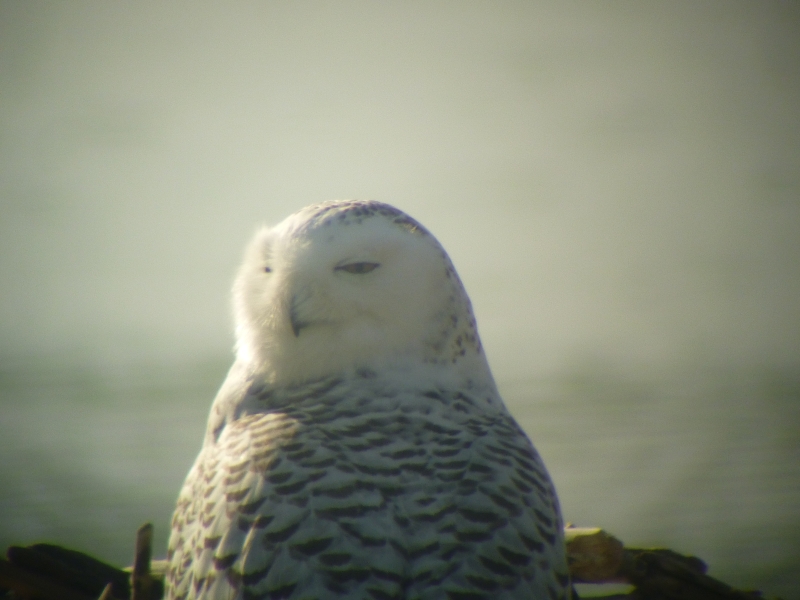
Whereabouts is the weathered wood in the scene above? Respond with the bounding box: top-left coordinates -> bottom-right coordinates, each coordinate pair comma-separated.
563,526 -> 770,599
1,543 -> 129,600
621,548 -> 765,600
564,526 -> 626,582
6,543 -> 130,597
131,523 -> 162,600
0,556 -> 98,600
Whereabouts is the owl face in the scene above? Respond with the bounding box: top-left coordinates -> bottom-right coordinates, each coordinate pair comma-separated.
232,202 -> 483,385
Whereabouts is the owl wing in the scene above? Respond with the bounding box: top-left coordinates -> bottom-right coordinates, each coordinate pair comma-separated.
167,409 -> 304,599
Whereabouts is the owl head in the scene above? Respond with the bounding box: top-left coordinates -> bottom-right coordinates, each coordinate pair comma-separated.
232,201 -> 492,388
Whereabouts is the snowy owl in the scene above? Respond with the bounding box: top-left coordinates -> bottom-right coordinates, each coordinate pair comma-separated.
166,201 -> 570,600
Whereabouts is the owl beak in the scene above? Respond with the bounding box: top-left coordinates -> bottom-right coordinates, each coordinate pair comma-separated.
289,293 -> 311,337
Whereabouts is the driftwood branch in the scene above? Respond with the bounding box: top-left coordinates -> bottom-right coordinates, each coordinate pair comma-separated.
0,524 -> 161,600
564,526 -> 769,599
0,543 -> 130,600
131,523 -> 162,600
0,556 -> 98,600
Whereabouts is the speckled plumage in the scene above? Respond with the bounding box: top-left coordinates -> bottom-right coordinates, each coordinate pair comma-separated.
166,201 -> 570,600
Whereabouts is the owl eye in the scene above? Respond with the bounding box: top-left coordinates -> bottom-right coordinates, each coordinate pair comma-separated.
335,262 -> 380,274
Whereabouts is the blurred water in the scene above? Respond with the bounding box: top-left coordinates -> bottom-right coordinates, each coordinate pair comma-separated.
505,364 -> 800,597
0,353 -> 797,597
0,354 -> 225,566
